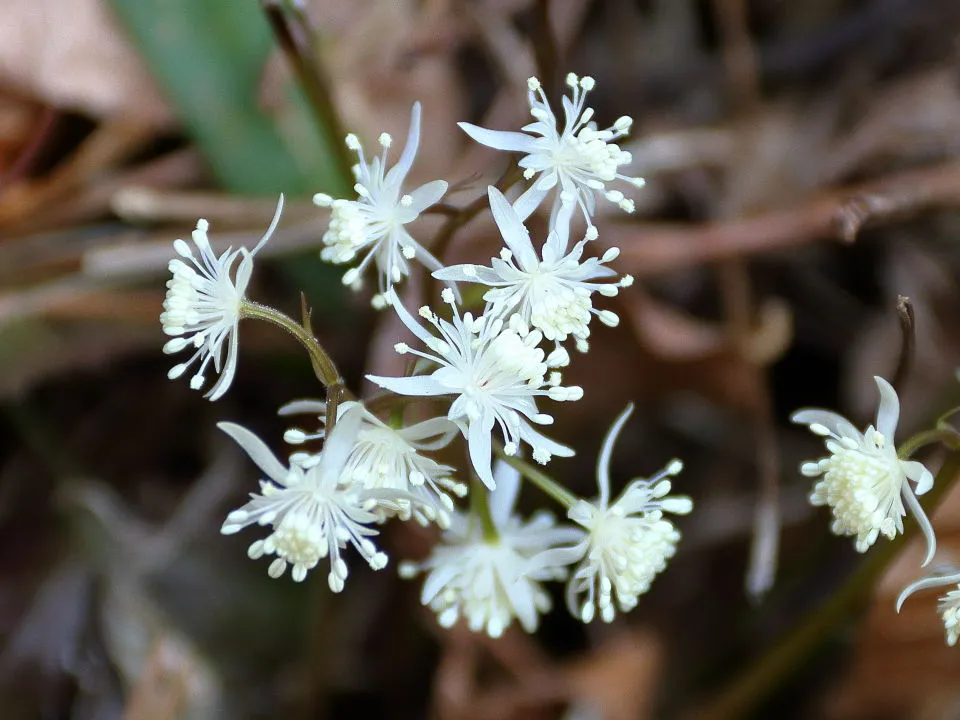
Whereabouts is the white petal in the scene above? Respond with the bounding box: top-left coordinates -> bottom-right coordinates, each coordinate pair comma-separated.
790,409 -> 860,440
316,402 -> 365,478
874,376 -> 900,440
543,195 -> 575,259
596,405 -> 633,508
901,484 -> 937,567
512,184 -> 550,222
468,413 -> 496,489
895,570 -> 960,612
488,186 -> 538,269
250,194 -> 284,256
206,325 -> 239,401
500,562 -> 538,632
278,399 -> 327,416
902,459 -> 934,495
385,102 -> 421,187
526,541 -> 587,575
366,374 -> 450,397
401,416 -> 460,449
489,460 -> 521,527
218,421 -> 289,483
406,179 -> 448,213
420,562 -> 462,604
458,123 -> 535,153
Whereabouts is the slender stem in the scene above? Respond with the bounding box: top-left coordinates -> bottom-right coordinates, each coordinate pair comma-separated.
530,0 -> 560,97
470,476 -> 498,542
494,447 -> 577,509
240,300 -> 343,387
262,0 -> 354,188
898,427 -> 960,459
892,295 -> 916,393
695,451 -> 960,720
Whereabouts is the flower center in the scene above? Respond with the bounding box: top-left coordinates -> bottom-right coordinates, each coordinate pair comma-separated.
270,512 -> 325,569
322,201 -> 371,260
557,130 -> 623,182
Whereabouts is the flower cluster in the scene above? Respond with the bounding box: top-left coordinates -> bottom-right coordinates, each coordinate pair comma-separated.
161,74 -> 698,639
218,403 -> 390,590
789,376 -> 960,646
313,102 -> 449,308
434,187 -> 633,353
367,288 -> 581,489
791,376 -> 935,563
399,461 -> 581,637
538,404 -> 692,623
161,195 -> 283,400
280,399 -> 466,528
459,73 -> 645,233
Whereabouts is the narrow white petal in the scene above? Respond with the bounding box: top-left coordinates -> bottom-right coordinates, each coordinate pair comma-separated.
790,409 -> 860,439
458,123 -> 535,152
902,459 -> 934,496
218,421 -> 289,483
468,414 -> 496,489
896,570 -> 960,612
489,460 -> 521,527
488,186 -> 538,269
406,179 -> 448,213
874,376 -> 900,440
206,327 -> 239,401
596,405 -> 634,507
387,101 -> 421,186
366,374 -> 450,397
901,484 -> 937,567
250,194 -> 284,255
512,184 -> 550,222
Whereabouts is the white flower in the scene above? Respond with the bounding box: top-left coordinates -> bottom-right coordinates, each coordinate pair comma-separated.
313,102 -> 449,306
160,196 -> 283,401
367,288 -> 581,489
791,376 -> 936,564
280,399 -> 466,528
546,404 -> 691,623
459,73 -> 644,231
942,588 -> 960,646
219,403 -> 390,591
399,460 -> 582,637
433,186 -> 633,353
896,570 -> 960,646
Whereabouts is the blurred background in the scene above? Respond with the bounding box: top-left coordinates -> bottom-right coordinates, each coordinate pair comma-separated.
3,0 -> 960,718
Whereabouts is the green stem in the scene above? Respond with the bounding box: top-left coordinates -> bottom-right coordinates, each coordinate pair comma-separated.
470,476 -> 498,542
696,451 -> 960,720
898,428 -> 960,459
494,447 -> 577,509
240,300 -> 342,387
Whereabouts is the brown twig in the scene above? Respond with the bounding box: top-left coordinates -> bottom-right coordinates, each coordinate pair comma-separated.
611,159 -> 960,277
892,295 -> 915,393
530,0 -> 561,96
422,164 -> 523,305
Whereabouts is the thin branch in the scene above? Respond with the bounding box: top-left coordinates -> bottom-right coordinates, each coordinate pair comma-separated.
892,295 -> 915,393
612,159 -> 960,277
530,0 -> 560,95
